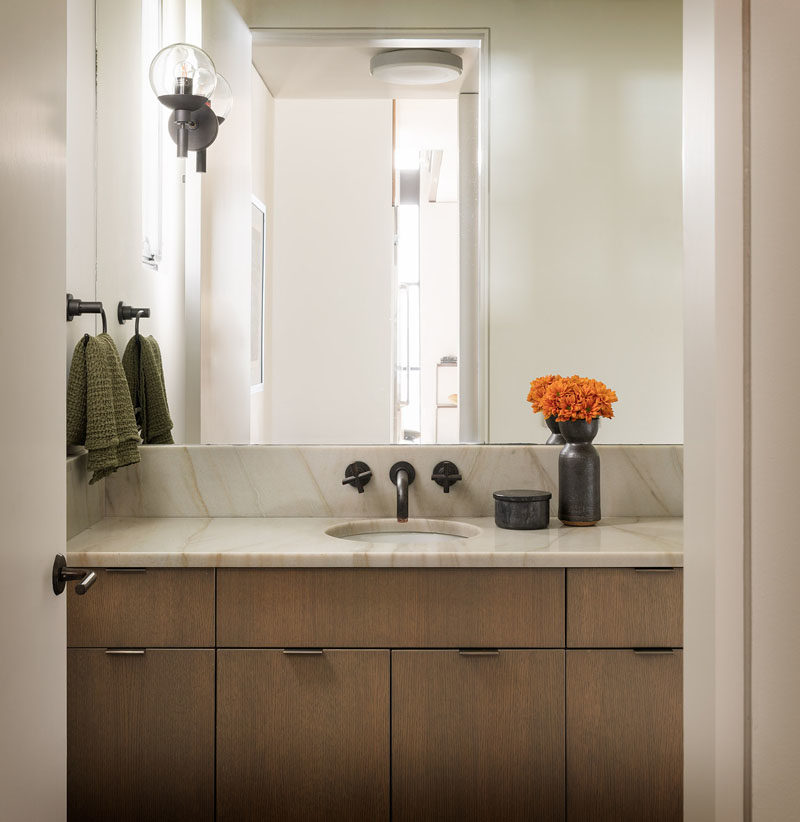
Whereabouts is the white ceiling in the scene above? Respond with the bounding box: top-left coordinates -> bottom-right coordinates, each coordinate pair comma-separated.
251,42 -> 480,99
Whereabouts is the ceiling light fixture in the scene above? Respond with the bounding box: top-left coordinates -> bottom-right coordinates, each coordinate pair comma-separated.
369,49 -> 463,86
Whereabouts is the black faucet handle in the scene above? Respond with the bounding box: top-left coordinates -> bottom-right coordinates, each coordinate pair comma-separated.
431,461 -> 462,493
342,462 -> 372,494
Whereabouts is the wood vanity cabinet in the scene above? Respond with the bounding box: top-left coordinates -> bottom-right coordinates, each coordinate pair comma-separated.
67,565 -> 682,822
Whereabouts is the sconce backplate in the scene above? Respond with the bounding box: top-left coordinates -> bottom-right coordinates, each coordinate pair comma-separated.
168,104 -> 219,152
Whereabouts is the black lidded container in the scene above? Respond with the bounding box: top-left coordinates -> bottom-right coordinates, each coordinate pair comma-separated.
492,490 -> 552,530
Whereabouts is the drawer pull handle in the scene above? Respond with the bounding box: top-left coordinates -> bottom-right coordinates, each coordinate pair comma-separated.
106,568 -> 147,574
105,649 -> 146,655
458,649 -> 500,656
634,567 -> 676,573
633,648 -> 675,655
282,648 -> 324,655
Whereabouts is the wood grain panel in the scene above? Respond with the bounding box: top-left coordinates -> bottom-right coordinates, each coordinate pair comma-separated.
566,650 -> 682,821
67,568 -> 215,647
216,649 -> 389,821
567,568 -> 682,647
67,649 -> 214,821
392,649 -> 565,821
217,568 -> 564,647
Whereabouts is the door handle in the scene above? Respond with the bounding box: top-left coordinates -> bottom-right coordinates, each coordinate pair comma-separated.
458,649 -> 500,656
282,648 -> 324,655
633,648 -> 675,655
52,553 -> 97,596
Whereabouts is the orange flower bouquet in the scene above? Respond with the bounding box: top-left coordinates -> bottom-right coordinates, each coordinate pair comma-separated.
528,374 -> 618,444
537,375 -> 618,423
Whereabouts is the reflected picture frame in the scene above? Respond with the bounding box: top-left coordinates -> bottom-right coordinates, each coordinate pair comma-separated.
250,196 -> 267,391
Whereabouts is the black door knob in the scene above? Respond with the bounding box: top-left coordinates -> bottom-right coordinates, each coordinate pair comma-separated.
52,554 -> 98,596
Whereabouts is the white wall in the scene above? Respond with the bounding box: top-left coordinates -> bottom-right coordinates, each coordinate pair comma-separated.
94,0 -> 188,442
682,0 -> 746,817
249,65 -> 275,443
270,99 -> 393,444
66,0 -> 97,362
420,201 -> 459,443
198,0 -> 253,443
241,0 -> 683,445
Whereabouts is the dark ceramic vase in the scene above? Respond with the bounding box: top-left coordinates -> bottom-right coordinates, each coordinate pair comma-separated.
544,415 -> 565,445
558,418 -> 600,526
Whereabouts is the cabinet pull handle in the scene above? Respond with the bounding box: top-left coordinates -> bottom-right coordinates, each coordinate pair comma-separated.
105,649 -> 146,655
634,567 -> 676,573
106,568 -> 147,574
458,649 -> 500,656
282,648 -> 324,655
633,648 -> 675,655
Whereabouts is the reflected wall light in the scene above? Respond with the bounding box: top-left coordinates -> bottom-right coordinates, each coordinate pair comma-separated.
150,43 -> 233,173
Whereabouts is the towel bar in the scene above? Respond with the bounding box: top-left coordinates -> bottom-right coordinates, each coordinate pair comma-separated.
66,293 -> 107,333
118,302 -> 151,335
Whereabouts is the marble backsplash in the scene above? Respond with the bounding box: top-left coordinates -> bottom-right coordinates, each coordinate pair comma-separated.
66,452 -> 105,538
100,444 -> 682,520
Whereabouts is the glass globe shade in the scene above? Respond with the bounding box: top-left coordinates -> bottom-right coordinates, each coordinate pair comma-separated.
149,43 -> 217,100
209,74 -> 233,120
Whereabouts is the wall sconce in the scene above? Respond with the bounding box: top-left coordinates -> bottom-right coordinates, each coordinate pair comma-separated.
149,43 -> 233,173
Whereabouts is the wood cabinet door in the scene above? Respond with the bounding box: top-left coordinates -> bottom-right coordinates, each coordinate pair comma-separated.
67,649 -> 215,821
217,649 -> 390,821
392,649 -> 565,822
566,650 -> 683,822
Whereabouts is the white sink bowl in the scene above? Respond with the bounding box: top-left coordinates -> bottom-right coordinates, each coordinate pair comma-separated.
325,518 -> 481,544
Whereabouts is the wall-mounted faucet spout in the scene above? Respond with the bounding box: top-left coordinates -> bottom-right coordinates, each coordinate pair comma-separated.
389,461 -> 416,523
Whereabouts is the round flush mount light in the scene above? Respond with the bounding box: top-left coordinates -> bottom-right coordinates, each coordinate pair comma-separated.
369,49 -> 463,86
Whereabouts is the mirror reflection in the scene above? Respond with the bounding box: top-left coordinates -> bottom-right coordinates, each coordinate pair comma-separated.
81,0 -> 682,446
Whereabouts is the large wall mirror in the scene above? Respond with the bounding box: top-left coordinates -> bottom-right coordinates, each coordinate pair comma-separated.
76,0 -> 682,446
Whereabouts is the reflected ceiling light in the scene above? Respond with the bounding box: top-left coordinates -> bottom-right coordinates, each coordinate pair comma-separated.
369,49 -> 462,86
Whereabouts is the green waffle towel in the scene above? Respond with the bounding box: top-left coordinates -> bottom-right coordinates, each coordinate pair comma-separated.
66,333 -> 141,483
122,334 -> 174,445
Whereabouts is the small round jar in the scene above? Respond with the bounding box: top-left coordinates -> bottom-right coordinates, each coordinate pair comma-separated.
492,490 -> 552,530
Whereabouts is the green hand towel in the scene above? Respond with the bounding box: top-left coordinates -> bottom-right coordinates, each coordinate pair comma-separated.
66,333 -> 141,483
122,334 -> 174,444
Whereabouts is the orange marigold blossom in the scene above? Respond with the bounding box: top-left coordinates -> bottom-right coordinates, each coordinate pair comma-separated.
528,374 -> 618,422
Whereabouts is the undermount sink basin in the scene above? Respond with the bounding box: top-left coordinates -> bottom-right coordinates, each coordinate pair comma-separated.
325,518 -> 481,544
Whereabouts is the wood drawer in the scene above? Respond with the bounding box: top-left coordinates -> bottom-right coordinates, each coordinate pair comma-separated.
67,568 -> 215,647
217,568 -> 564,648
567,568 -> 682,648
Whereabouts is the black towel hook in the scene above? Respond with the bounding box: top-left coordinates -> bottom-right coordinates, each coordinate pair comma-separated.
118,302 -> 151,336
67,293 -> 107,333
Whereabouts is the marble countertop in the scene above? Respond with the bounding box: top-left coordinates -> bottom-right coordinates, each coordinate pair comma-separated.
66,516 -> 683,568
